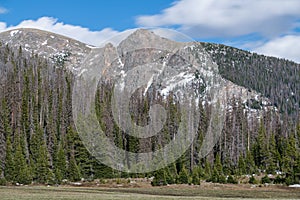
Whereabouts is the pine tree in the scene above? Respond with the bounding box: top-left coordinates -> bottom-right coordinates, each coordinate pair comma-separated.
35,140 -> 51,183
4,136 -> 14,181
29,125 -> 52,183
210,167 -> 219,183
151,168 -> 167,186
68,154 -> 81,182
177,165 -> 189,184
253,120 -> 268,170
267,133 -> 280,174
14,143 -> 31,184
191,167 -> 201,185
54,142 -> 67,183
282,134 -> 297,178
165,166 -> 175,184
214,153 -> 223,175
204,158 -> 212,179
245,150 -> 256,174
237,154 -> 246,175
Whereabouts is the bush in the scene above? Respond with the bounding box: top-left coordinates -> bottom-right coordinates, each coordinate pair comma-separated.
151,170 -> 167,186
274,176 -> 285,184
284,176 -> 294,186
0,178 -> 7,186
227,175 -> 238,184
261,175 -> 271,184
249,176 -> 258,184
219,175 -> 227,184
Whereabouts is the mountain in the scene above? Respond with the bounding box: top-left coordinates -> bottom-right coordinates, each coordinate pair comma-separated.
0,28 -> 299,184
1,28 -> 276,115
0,28 -> 92,71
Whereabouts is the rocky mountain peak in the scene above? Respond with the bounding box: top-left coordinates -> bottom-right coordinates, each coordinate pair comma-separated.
117,29 -> 183,56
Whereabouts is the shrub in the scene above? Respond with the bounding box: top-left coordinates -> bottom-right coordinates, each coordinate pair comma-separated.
249,176 -> 258,184
227,175 -> 238,184
274,176 -> 285,184
0,178 -> 7,186
284,176 -> 294,186
151,169 -> 167,186
261,175 -> 271,184
219,175 -> 227,184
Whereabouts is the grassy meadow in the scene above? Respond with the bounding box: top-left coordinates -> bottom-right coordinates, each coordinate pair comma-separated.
0,184 -> 299,200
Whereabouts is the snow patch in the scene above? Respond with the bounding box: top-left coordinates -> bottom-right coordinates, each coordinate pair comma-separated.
10,30 -> 19,37
289,184 -> 300,188
160,73 -> 194,96
42,40 -> 48,46
120,70 -> 126,77
118,58 -> 124,67
86,44 -> 97,49
144,75 -> 154,96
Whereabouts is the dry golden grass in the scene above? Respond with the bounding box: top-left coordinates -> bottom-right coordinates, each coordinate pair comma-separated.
0,183 -> 299,200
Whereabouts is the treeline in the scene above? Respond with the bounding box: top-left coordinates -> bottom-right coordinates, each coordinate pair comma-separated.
0,43 -> 299,186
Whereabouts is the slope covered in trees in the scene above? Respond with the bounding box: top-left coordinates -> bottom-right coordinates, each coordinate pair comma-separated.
201,42 -> 300,120
0,41 -> 299,186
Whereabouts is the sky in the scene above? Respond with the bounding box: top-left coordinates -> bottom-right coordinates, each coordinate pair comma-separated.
0,0 -> 300,63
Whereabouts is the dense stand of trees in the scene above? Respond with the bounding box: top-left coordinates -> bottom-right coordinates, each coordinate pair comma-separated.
202,42 -> 300,120
0,43 -> 299,186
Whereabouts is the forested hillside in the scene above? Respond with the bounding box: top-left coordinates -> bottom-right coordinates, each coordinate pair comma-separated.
0,40 -> 299,187
202,42 -> 300,120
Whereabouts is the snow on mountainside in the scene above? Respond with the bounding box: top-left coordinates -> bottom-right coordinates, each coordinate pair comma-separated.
0,28 -> 275,117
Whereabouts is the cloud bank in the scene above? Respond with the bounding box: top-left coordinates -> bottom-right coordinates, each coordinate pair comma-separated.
0,17 -> 119,46
254,35 -> 300,63
136,0 -> 300,38
136,0 -> 300,63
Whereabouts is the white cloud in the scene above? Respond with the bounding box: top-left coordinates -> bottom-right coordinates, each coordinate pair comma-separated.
136,0 -> 300,38
0,7 -> 8,14
0,22 -> 7,30
0,17 -> 120,46
254,35 -> 300,63
137,0 -> 300,63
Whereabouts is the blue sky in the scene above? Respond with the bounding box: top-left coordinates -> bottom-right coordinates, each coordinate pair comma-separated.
0,0 -> 300,63
0,1 -> 174,31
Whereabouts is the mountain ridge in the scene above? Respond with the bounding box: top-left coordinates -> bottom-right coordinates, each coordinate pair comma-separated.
0,28 -> 298,119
